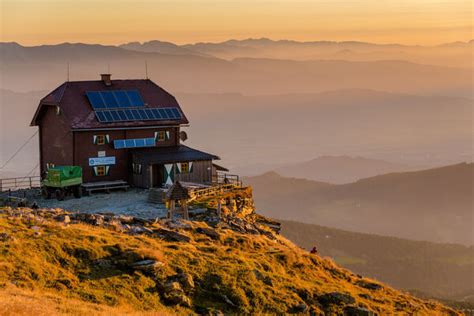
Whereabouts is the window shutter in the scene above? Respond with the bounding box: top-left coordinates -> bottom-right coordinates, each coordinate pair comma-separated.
164,164 -> 174,185
105,135 -> 110,144
93,167 -> 98,176
154,132 -> 158,141
165,131 -> 170,140
105,166 -> 110,175
189,162 -> 193,172
176,163 -> 181,174
93,135 -> 97,144
138,164 -> 142,174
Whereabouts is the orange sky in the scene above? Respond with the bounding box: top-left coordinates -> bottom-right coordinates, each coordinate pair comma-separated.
1,0 -> 472,46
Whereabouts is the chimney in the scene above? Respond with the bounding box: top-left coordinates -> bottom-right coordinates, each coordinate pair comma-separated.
100,73 -> 112,86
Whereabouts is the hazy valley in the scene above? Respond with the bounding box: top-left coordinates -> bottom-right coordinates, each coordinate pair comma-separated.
244,163 -> 473,245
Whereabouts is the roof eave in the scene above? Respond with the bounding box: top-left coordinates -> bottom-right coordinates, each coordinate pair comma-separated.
30,101 -> 58,126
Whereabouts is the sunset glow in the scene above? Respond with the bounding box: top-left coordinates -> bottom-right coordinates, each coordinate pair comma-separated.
1,0 -> 472,45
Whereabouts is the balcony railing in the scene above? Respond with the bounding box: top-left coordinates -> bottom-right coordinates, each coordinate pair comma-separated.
212,172 -> 241,186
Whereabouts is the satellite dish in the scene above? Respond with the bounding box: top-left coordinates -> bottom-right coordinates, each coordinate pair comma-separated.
179,131 -> 188,142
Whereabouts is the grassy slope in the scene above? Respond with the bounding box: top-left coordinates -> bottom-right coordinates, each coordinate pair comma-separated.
280,220 -> 474,299
0,208 -> 458,315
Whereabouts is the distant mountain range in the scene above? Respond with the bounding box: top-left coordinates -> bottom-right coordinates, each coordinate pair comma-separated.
244,163 -> 473,245
274,156 -> 415,184
0,42 -> 472,98
280,220 -> 474,301
119,38 -> 474,67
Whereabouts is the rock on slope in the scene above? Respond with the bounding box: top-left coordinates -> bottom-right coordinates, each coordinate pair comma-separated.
0,207 -> 459,315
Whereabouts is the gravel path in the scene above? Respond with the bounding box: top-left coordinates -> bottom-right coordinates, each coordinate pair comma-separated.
35,189 -> 168,219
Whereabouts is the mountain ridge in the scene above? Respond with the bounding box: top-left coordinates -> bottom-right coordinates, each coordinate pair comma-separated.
244,163 -> 474,245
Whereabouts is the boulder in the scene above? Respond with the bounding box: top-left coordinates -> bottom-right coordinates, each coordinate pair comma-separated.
318,292 -> 356,306
163,281 -> 192,307
355,280 -> 383,291
290,303 -> 309,313
53,214 -> 70,224
358,293 -> 372,300
154,228 -> 191,242
130,259 -> 164,271
164,291 -> 192,307
196,227 -> 220,240
344,306 -> 377,316
164,281 -> 182,292
176,272 -> 195,291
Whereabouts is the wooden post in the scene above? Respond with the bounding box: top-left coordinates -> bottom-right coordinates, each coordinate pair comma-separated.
182,199 -> 189,220
149,165 -> 153,188
217,199 -> 222,219
168,200 -> 175,219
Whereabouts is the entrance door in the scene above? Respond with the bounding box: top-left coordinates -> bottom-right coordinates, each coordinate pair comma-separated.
152,164 -> 164,187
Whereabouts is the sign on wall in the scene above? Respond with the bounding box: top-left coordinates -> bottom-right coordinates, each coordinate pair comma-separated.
88,156 -> 116,166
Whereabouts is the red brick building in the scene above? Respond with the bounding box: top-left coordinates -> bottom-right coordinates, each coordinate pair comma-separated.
31,74 -> 222,188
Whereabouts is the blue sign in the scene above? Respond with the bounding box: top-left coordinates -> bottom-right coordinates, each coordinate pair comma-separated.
88,156 -> 116,166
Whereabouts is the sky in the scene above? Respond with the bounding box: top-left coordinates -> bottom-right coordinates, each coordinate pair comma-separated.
0,0 -> 472,46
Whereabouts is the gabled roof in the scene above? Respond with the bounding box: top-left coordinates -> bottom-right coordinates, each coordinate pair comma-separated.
31,78 -> 189,129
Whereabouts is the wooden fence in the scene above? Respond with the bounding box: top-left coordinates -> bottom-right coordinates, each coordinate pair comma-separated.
0,176 -> 41,192
188,183 -> 241,201
212,173 -> 241,186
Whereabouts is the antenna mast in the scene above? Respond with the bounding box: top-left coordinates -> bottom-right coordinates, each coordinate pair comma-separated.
145,60 -> 149,79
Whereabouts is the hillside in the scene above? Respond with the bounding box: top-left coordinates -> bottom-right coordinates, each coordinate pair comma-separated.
274,156 -> 414,184
280,220 -> 474,300
244,163 -> 474,245
0,207 -> 459,315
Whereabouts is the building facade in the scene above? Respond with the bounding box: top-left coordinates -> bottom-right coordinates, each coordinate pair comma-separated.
31,74 -> 220,188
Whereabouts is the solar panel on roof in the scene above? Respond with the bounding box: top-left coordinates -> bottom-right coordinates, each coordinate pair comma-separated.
113,137 -> 156,149
96,111 -> 106,122
86,91 -> 106,109
170,108 -> 180,118
101,91 -> 119,108
114,90 -> 132,108
94,107 -> 182,123
127,90 -> 144,107
86,90 -> 145,109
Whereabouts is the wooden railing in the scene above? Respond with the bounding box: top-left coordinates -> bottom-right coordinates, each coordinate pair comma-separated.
189,183 -> 241,201
212,173 -> 241,186
0,176 -> 41,192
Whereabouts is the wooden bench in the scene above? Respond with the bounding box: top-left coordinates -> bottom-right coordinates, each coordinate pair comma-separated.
82,180 -> 129,195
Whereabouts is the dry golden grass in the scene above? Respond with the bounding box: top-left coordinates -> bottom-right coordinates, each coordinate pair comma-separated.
0,208 -> 460,315
0,286 -> 177,316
